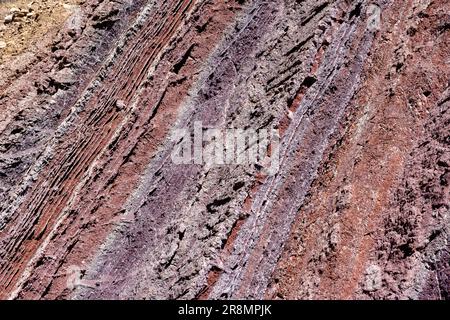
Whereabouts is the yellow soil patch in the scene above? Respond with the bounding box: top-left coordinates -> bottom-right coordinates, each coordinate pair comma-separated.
0,0 -> 81,63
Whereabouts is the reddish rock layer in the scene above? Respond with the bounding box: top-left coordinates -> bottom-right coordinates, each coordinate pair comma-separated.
0,0 -> 448,300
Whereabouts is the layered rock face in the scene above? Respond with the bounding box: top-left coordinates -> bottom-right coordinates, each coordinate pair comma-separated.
0,0 -> 448,300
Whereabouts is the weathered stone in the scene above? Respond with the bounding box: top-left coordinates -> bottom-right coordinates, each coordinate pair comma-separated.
0,0 -> 448,302
4,14 -> 14,24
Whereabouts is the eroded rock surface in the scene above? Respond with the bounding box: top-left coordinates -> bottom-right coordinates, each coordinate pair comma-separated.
0,0 -> 448,299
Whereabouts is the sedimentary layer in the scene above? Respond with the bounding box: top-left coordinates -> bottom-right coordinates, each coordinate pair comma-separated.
0,0 -> 448,299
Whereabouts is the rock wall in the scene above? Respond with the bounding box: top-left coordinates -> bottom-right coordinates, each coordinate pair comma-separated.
0,0 -> 448,299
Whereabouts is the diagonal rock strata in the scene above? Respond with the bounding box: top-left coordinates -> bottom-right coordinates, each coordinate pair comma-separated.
0,0 -> 448,300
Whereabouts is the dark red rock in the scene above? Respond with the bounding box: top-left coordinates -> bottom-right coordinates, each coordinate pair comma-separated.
0,0 -> 448,300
